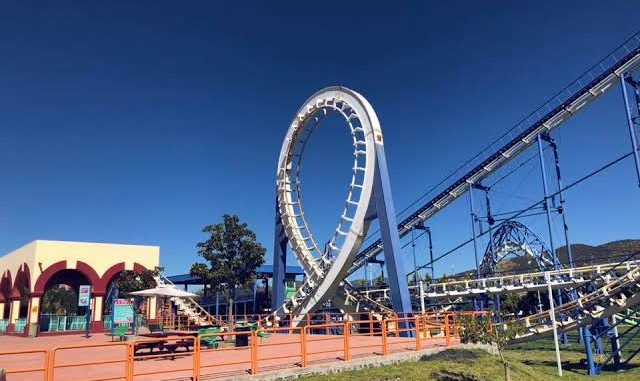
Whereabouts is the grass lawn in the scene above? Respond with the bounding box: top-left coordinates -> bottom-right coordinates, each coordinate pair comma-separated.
302,330 -> 640,380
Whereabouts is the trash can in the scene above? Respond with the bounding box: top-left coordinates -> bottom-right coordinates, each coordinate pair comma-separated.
28,323 -> 39,338
235,325 -> 250,347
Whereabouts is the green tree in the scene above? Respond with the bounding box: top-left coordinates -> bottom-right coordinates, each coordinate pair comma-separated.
112,267 -> 164,295
41,286 -> 77,315
458,314 -> 527,381
373,275 -> 386,287
190,214 -> 266,328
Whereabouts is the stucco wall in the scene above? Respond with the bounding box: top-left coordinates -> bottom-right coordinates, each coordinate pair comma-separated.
0,240 -> 160,293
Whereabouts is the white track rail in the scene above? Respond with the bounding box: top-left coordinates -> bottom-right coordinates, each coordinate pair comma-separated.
273,87 -> 382,325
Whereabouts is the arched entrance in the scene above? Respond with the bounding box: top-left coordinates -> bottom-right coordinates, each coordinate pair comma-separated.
0,271 -> 11,331
8,265 -> 30,333
39,269 -> 92,332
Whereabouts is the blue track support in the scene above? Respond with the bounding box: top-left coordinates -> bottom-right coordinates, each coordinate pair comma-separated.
538,135 -> 568,345
583,326 -> 599,376
271,204 -> 288,312
372,141 -> 413,316
621,74 -> 640,188
110,287 -> 118,335
468,188 -> 481,311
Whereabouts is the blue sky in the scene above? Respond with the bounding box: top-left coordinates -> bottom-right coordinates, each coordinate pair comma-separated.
1,1 -> 639,280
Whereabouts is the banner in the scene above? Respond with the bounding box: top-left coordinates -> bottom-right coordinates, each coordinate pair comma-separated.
113,299 -> 134,324
78,285 -> 91,307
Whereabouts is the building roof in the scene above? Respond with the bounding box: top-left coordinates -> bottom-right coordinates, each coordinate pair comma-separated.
166,264 -> 304,285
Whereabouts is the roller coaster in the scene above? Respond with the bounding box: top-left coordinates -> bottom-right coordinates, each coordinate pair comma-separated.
270,31 -> 640,374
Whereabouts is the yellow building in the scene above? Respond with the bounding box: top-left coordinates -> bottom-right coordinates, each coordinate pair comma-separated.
0,240 -> 160,336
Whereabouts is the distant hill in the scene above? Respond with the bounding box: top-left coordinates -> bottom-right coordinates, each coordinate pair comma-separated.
556,239 -> 640,267
450,239 -> 640,279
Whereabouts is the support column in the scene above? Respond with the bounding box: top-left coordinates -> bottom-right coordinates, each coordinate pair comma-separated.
93,296 -> 103,321
8,298 -> 20,332
148,296 -> 157,320
272,202 -> 288,312
28,296 -> 40,325
621,74 -> 640,188
542,133 -> 574,269
90,295 -> 104,333
583,325 -> 597,375
538,135 -> 567,345
468,186 -> 481,311
411,227 -> 418,285
372,139 -> 412,315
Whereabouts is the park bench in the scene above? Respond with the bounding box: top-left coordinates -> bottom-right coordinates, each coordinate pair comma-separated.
147,323 -> 165,334
198,327 -> 222,349
106,325 -> 129,342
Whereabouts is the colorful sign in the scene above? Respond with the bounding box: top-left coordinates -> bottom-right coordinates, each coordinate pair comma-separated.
78,285 -> 91,307
113,299 -> 134,324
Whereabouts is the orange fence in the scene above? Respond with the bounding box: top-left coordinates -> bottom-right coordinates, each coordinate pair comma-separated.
198,331 -> 255,379
131,336 -> 198,380
254,327 -> 304,372
49,342 -> 129,381
1,312 -> 487,381
303,322 -> 348,365
0,348 -> 49,381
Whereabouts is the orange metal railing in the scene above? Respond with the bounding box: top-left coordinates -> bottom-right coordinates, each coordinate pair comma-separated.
130,335 -> 198,380
1,311 -> 481,380
49,342 -> 129,381
254,326 -> 304,372
344,319 -> 385,360
197,331 -> 255,378
303,322 -> 348,364
0,348 -> 49,381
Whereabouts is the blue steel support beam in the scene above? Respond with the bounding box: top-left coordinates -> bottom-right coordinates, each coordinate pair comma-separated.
537,135 -> 560,270
621,74 -> 640,188
542,133 -> 574,269
477,183 -> 500,316
271,203 -> 288,312
468,188 -> 481,311
372,141 -> 413,316
538,135 -> 568,345
426,226 -> 434,281
415,222 -> 435,281
583,326 -> 598,376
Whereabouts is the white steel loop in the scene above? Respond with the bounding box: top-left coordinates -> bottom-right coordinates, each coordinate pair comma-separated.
275,86 -> 381,320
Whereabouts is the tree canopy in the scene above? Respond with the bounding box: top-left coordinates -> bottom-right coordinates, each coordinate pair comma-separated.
190,214 -> 266,322
111,267 -> 163,295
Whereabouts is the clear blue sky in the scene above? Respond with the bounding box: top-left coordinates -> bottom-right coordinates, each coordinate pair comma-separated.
1,1 -> 639,280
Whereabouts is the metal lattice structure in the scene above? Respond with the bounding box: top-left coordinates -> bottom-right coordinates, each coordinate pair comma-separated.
479,221 -> 559,277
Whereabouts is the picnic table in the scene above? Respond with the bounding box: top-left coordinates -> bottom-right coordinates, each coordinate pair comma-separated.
133,339 -> 168,356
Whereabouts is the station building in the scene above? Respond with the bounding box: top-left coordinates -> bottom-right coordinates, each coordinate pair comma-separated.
0,240 -> 160,336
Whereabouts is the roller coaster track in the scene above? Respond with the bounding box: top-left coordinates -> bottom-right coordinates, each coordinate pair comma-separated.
347,32 -> 640,278
424,262 -> 637,299
510,255 -> 640,343
273,32 -> 640,325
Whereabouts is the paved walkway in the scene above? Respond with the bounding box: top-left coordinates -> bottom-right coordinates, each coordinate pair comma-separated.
0,332 -> 458,380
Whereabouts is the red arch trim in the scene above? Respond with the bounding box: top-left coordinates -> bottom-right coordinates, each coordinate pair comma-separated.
99,262 -> 125,293
32,261 -> 67,297
76,261 -> 102,294
133,263 -> 148,273
0,270 -> 12,297
11,263 -> 31,300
